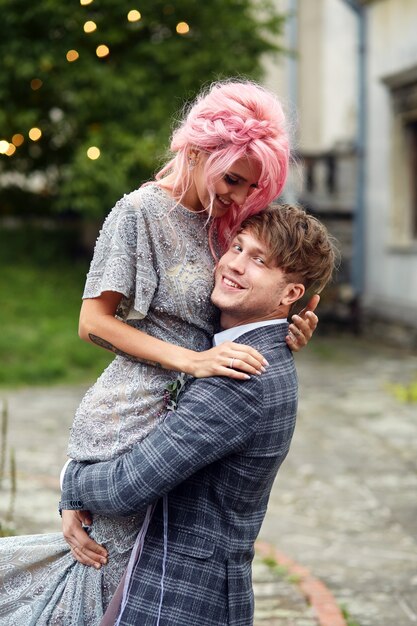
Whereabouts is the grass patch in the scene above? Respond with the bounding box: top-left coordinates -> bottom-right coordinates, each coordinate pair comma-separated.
0,262 -> 112,388
261,555 -> 301,584
341,605 -> 362,626
0,522 -> 15,538
386,380 -> 417,404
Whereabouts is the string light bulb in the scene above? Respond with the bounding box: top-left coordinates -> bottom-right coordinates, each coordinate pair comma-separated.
87,146 -> 101,160
66,50 -> 80,62
30,78 -> 43,91
0,140 -> 10,154
176,22 -> 190,34
83,20 -> 97,33
127,10 -> 141,22
29,127 -> 42,141
12,134 -> 24,147
96,44 -> 109,58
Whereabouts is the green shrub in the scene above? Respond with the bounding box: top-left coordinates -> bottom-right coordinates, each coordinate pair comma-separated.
0,260 -> 112,388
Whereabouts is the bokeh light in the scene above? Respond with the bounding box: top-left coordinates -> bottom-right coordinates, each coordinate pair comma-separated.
176,22 -> 190,34
66,50 -> 80,62
127,10 -> 141,22
0,140 -> 10,154
96,45 -> 109,58
30,78 -> 43,91
87,146 -> 101,160
29,127 -> 42,141
83,20 -> 97,33
6,143 -> 16,156
80,0 -> 94,5
12,134 -> 24,147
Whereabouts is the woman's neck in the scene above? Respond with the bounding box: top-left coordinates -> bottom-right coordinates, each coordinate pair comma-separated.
157,174 -> 201,213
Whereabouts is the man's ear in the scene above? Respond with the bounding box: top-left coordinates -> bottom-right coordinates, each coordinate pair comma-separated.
281,283 -> 305,306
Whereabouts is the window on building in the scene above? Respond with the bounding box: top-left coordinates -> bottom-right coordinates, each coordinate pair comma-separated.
405,119 -> 417,239
383,66 -> 417,246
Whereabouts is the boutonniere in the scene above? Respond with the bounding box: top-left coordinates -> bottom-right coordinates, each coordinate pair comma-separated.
163,372 -> 187,411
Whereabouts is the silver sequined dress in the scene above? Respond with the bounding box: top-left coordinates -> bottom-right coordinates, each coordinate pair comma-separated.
0,184 -> 218,625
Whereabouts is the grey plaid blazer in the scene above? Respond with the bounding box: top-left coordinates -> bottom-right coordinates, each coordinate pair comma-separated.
61,324 -> 298,625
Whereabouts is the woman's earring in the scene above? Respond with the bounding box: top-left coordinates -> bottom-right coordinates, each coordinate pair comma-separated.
188,156 -> 197,170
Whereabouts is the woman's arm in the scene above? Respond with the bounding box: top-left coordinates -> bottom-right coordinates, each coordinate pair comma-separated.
285,295 -> 320,352
79,291 -> 268,380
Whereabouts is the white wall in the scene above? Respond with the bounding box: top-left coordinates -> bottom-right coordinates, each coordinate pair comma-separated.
364,0 -> 417,325
263,0 -> 357,151
298,0 -> 357,152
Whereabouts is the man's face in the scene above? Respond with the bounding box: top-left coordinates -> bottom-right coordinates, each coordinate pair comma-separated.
211,228 -> 298,329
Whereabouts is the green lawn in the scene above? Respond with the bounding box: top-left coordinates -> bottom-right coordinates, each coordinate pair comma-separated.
1,263 -> 112,388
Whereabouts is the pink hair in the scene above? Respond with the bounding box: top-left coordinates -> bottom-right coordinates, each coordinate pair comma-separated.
155,79 -> 290,251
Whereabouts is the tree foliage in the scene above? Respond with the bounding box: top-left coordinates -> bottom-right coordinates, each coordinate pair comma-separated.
0,0 -> 285,218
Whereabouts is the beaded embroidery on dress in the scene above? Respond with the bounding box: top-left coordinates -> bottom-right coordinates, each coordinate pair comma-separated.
0,184 -> 218,625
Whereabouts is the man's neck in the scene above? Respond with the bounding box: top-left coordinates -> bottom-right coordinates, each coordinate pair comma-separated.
219,311 -> 289,330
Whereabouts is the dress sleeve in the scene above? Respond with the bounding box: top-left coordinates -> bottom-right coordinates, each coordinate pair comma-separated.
82,194 -> 158,317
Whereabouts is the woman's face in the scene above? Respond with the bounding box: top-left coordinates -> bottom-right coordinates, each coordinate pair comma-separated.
188,155 -> 261,218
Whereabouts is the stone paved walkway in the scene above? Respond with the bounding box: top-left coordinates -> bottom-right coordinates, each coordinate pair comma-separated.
261,335 -> 417,626
253,554 -> 318,626
1,333 -> 417,625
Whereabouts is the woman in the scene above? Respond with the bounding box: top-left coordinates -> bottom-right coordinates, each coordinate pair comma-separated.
0,79 -> 317,626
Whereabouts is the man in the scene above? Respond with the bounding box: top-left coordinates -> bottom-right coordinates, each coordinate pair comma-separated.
61,204 -> 336,625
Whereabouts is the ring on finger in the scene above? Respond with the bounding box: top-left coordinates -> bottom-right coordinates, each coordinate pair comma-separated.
229,357 -> 235,369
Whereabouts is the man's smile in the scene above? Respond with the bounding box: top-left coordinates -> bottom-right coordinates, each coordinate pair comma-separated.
222,275 -> 245,290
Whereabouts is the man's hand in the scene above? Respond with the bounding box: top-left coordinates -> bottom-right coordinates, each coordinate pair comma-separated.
62,509 -> 108,569
286,295 -> 320,352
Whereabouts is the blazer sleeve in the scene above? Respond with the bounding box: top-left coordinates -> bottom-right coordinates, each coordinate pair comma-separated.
60,374 -> 263,517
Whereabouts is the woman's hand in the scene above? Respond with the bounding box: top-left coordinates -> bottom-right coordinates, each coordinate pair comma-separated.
286,294 -> 320,352
189,341 -> 268,380
62,509 -> 108,568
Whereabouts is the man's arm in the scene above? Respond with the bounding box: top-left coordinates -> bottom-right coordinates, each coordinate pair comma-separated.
61,374 -> 263,517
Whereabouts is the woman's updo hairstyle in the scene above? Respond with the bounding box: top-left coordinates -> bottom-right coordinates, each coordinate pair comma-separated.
156,79 -> 290,251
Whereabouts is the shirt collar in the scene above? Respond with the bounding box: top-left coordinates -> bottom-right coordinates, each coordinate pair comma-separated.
213,319 -> 287,346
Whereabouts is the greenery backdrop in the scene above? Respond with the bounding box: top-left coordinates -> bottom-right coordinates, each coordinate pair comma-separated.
0,227 -> 112,387
0,0 -> 285,220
